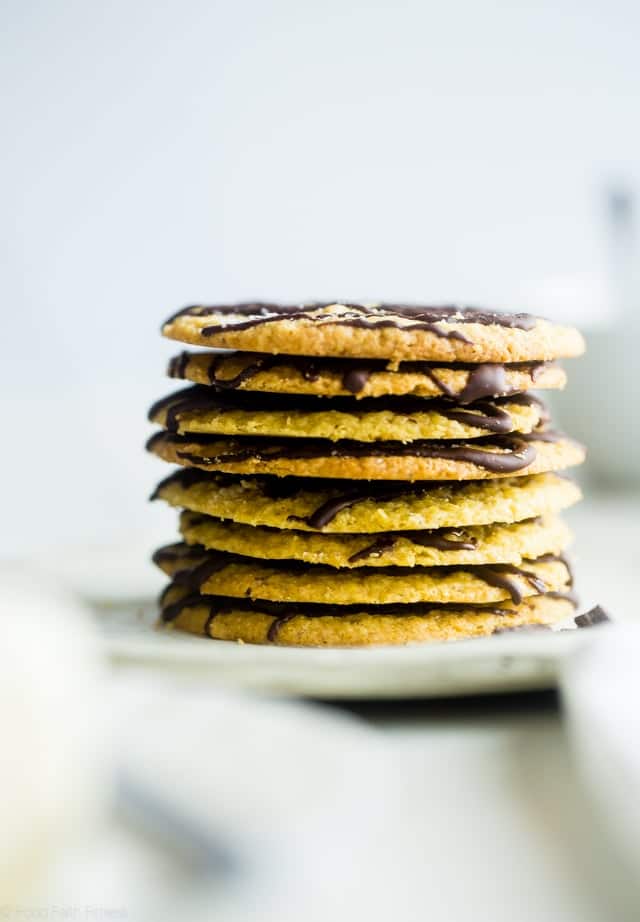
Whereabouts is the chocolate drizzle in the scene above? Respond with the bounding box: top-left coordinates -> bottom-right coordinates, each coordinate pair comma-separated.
342,366 -> 375,394
288,489 -> 382,530
149,385 -> 542,438
178,510 -> 508,564
346,529 -> 477,564
534,552 -> 578,607
458,364 -> 508,404
149,468 -> 467,522
203,607 -> 220,636
574,605 -> 610,628
187,553 -> 233,588
149,464 -> 565,539
266,614 -> 296,643
167,352 -> 190,381
172,353 -> 555,401
159,588 -> 518,642
199,308 -> 475,342
150,431 -> 540,476
347,536 -> 398,563
434,400 -> 514,433
149,466 -> 215,501
168,350 -> 553,400
153,544 -> 568,609
538,551 -> 574,585
474,564 -> 548,605
164,303 -> 538,344
518,429 -> 563,444
151,544 -> 200,567
285,481 -> 466,529
208,354 -> 281,389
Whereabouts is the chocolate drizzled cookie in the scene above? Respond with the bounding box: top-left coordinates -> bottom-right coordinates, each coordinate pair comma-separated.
147,301 -> 586,646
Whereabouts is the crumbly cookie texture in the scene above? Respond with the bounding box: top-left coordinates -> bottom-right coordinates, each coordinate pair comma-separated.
162,303 -> 585,362
149,387 -> 545,442
158,584 -> 574,646
168,351 -> 567,400
146,430 -> 585,481
179,511 -> 571,568
153,470 -> 581,533
153,543 -> 571,605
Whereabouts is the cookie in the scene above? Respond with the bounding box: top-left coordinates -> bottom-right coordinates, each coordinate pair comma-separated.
158,583 -> 575,646
146,429 -> 585,481
152,469 -> 581,533
153,543 -> 572,605
168,351 -> 567,401
162,303 -> 585,363
179,511 -> 571,568
149,387 -> 547,442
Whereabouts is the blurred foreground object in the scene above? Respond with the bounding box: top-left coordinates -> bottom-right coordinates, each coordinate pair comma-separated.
0,568 -> 106,902
562,625 -> 640,883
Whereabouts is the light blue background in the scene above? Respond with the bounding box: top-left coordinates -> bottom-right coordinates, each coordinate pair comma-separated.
2,0 -> 639,552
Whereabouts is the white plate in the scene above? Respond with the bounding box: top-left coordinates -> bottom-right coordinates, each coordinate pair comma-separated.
97,598 -> 589,699
31,532 -> 612,700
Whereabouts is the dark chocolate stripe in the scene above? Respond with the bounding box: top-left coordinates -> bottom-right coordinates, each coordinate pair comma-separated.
434,400 -> 514,434
159,589 -> 202,624
149,466 -> 214,501
150,468 -> 470,517
203,604 -> 220,636
536,551 -> 574,586
458,364 -> 508,404
518,429 -> 563,444
346,530 -> 477,564
267,615 -> 296,643
347,536 -> 398,563
474,565 -> 548,606
574,605 -> 610,628
159,589 -> 518,624
164,303 -> 538,340
149,466 -> 571,536
197,307 -> 473,344
158,432 -> 539,475
160,588 -> 572,642
167,352 -> 190,380
148,385 -> 543,434
207,354 -> 281,389
188,553 -> 233,588
167,352 -> 554,398
151,543 -> 200,567
154,545 -> 568,607
180,512 -> 558,564
180,512 -> 550,564
287,482 -> 468,529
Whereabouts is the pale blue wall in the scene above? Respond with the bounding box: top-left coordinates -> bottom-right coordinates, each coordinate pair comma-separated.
2,0 -> 639,550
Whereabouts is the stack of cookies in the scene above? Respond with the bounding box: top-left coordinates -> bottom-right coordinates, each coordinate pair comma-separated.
147,303 -> 585,647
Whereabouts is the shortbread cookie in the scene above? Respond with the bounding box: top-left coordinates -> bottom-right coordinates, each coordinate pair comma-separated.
152,469 -> 581,533
148,387 -> 546,442
178,511 -> 571,568
162,303 -> 585,363
153,543 -> 572,606
168,352 -> 567,401
146,429 -> 585,480
158,583 -> 575,646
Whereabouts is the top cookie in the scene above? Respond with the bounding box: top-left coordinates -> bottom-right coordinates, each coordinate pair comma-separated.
162,303 -> 585,363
